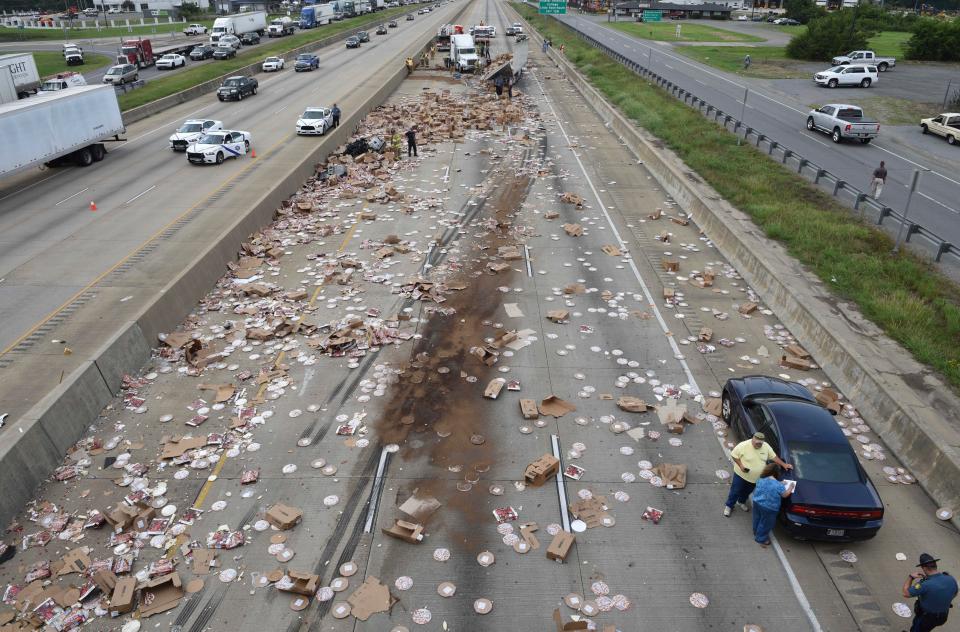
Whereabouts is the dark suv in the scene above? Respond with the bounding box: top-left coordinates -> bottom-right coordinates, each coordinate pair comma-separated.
240,31 -> 261,45
357,30 -> 370,42
217,75 -> 258,101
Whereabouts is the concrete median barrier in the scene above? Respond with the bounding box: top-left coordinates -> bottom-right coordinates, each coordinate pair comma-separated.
0,3 -> 471,530
510,5 -> 960,528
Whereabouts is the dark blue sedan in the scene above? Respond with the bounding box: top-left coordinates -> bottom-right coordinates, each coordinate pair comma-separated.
722,375 -> 884,541
294,53 -> 320,71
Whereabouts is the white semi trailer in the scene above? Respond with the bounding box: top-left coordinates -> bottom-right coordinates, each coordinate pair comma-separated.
0,85 -> 126,178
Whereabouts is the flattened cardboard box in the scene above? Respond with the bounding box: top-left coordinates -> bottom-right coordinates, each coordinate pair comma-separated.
616,396 -> 646,413
545,310 -> 568,323
138,572 -> 183,617
110,577 -> 137,615
546,532 -> 575,562
553,608 -> 588,630
266,503 -> 302,530
347,576 -> 397,621
523,454 -> 559,487
781,354 -> 812,371
483,378 -> 505,399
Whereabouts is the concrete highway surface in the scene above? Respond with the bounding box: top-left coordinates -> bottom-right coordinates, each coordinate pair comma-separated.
556,13 -> 960,257
0,1 -> 463,403
0,1 -> 958,631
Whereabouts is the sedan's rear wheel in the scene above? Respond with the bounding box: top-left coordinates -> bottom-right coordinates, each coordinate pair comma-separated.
948,135 -> 957,146
721,393 -> 732,424
244,140 -> 250,153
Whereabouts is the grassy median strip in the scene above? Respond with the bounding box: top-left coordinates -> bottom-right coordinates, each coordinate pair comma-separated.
609,21 -> 764,43
117,6 -> 409,111
515,4 -> 960,391
675,44 -> 805,78
21,50 -> 113,77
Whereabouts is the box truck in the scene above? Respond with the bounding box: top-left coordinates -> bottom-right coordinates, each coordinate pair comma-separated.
0,85 -> 125,177
211,11 -> 267,43
0,53 -> 41,102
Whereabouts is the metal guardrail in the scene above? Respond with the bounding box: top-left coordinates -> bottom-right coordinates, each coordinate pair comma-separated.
546,15 -> 959,264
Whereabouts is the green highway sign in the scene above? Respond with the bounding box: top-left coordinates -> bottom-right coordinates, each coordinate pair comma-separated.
642,9 -> 662,21
539,0 -> 567,14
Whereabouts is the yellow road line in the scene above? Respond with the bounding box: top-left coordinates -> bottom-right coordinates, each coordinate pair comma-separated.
0,132 -> 294,359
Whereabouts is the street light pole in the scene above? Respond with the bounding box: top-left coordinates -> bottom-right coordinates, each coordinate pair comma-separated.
737,86 -> 748,145
892,169 -> 922,254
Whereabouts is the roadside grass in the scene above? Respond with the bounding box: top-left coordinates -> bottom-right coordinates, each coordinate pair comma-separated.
0,20 -> 212,42
775,23 -> 807,37
674,45 -> 807,78
610,21 -> 764,43
21,49 -> 113,77
867,30 -> 910,58
807,96 -> 939,126
515,3 -> 960,391
117,6 -> 408,111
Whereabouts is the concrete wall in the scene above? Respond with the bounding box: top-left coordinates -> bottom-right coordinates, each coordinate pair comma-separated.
0,2 -> 472,531
510,5 -> 960,527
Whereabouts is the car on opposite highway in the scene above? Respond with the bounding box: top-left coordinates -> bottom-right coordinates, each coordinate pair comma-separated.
806,104 -> 880,143
240,31 -> 261,45
156,53 -> 187,70
190,45 -> 215,60
376,24 -> 387,35
814,65 -> 878,88
406,13 -> 415,20
213,46 -> 237,60
262,56 -> 285,71
184,23 -> 208,35
357,30 -> 370,42
218,34 -> 242,49
101,63 -> 139,85
780,17 -> 800,25
388,19 -> 398,27
294,53 -> 320,71
217,75 -> 258,100
722,376 -> 884,541
345,36 -> 360,48
920,113 -> 960,146
295,106 -> 333,135
169,118 -> 224,152
186,130 -> 252,165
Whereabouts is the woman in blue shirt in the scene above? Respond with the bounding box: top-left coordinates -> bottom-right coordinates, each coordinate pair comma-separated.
752,464 -> 793,545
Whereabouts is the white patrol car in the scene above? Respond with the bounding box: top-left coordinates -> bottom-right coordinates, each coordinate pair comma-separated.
186,130 -> 252,164
169,119 -> 223,152
296,107 -> 333,135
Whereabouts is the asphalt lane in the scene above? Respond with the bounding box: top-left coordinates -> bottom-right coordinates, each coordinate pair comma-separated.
556,13 -> 960,252
0,2 -> 463,355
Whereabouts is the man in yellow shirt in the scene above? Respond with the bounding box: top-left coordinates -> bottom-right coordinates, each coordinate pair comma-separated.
724,432 -> 793,517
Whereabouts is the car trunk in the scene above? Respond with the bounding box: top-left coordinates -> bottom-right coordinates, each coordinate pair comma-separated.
785,480 -> 881,522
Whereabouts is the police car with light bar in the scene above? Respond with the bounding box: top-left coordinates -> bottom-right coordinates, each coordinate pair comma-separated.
186,130 -> 252,165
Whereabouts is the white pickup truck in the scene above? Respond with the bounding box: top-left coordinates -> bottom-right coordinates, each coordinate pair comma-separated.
920,113 -> 960,146
830,50 -> 895,72
814,65 -> 878,88
183,23 -> 208,35
806,103 -> 880,144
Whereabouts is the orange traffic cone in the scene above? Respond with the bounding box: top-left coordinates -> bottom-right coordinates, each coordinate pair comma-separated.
251,148 -> 256,158
89,201 -> 97,211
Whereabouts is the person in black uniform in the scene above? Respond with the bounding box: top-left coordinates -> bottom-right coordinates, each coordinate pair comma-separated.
903,553 -> 958,632
405,126 -> 417,158
331,103 -> 341,129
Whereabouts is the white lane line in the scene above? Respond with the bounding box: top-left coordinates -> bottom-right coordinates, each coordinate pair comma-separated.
550,434 -> 572,532
664,63 -> 674,70
870,143 -> 960,187
124,184 -> 156,205
803,134 -> 831,148
530,65 -> 824,632
363,446 -> 391,534
54,187 -> 88,206
0,172 -> 59,203
523,244 -> 533,277
273,104 -> 290,114
918,191 -> 960,215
